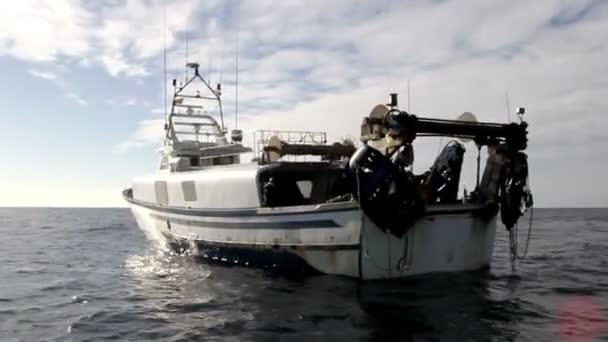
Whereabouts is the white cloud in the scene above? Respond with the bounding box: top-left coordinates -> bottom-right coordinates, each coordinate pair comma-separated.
0,0 -> 216,78
66,92 -> 88,106
27,68 -> 58,80
114,119 -> 164,153
106,95 -> 138,106
91,0 -> 221,77
98,54 -> 148,78
0,0 -> 92,62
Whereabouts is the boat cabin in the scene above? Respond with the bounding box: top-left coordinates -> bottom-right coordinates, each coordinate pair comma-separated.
159,63 -> 251,172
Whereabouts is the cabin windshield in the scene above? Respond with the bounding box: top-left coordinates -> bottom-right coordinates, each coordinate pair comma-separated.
170,113 -> 224,146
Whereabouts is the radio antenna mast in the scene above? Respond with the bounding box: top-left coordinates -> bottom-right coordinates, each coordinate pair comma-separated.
220,1 -> 229,86
185,22 -> 189,82
407,80 -> 411,112
219,3 -> 225,85
505,91 -> 511,122
235,30 -> 239,129
163,4 -> 168,121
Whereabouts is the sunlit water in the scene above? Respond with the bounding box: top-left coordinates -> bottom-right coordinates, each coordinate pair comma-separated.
0,208 -> 606,341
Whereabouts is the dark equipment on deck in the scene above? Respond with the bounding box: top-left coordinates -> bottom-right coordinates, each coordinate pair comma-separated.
423,140 -> 466,204
347,145 -> 423,238
347,94 -> 532,236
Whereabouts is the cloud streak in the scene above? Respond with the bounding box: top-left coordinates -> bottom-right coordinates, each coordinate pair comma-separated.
114,119 -> 164,153
66,92 -> 88,106
27,68 -> 58,80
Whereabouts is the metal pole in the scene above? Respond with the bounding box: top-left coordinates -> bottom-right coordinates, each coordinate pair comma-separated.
235,30 -> 239,129
163,4 -> 168,132
476,144 -> 481,189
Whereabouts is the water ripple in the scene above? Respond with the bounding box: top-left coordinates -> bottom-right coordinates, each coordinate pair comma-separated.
0,208 -> 607,341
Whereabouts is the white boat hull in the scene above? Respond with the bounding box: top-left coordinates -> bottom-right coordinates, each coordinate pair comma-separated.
128,198 -> 497,280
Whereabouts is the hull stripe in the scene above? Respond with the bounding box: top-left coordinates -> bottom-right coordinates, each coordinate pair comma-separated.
123,189 -> 494,218
163,231 -> 360,251
123,188 -> 357,217
151,214 -> 342,229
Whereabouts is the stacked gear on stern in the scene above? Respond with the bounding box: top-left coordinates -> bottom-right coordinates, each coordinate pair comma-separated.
347,94 -> 533,237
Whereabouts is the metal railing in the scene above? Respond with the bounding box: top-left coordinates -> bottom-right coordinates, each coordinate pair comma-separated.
253,130 -> 327,162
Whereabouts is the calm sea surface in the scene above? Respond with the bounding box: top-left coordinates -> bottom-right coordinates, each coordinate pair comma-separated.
0,208 -> 606,341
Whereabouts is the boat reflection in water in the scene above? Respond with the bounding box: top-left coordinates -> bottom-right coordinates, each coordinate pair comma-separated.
123,246 -> 536,340
356,270 -> 527,341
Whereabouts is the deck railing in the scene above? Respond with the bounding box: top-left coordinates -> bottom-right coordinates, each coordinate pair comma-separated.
253,130 -> 327,162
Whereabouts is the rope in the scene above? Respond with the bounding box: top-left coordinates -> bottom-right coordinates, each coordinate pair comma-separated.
508,204 -> 534,268
519,205 -> 534,259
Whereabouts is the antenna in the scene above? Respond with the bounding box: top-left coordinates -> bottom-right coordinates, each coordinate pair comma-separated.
219,0 -> 229,87
407,80 -> 411,112
219,5 -> 225,85
235,30 -> 239,129
163,4 -> 168,122
185,21 -> 189,82
505,91 -> 511,122
219,42 -> 224,84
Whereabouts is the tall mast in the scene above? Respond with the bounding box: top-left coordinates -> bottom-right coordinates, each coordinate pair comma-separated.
163,4 -> 168,131
505,91 -> 511,122
185,22 -> 189,82
235,30 -> 239,129
407,79 -> 411,112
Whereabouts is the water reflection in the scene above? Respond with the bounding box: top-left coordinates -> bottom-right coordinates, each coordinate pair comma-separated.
356,271 -> 523,341
121,249 -> 545,341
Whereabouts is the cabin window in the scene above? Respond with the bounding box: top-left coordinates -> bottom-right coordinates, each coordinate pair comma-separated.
209,156 -> 236,166
155,181 -> 169,205
296,180 -> 312,199
182,181 -> 197,202
159,156 -> 169,170
190,157 -> 200,167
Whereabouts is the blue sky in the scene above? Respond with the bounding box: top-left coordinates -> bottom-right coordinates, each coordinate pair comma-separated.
0,0 -> 607,207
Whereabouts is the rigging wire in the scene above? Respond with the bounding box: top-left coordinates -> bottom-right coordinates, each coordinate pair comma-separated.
163,3 -> 168,133
218,0 -> 226,85
436,137 -> 444,155
505,91 -> 511,122
208,57 -> 212,85
185,21 -> 189,82
235,29 -> 239,129
407,80 -> 411,113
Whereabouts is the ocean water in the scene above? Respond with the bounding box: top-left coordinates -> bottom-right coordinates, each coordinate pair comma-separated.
0,208 -> 606,342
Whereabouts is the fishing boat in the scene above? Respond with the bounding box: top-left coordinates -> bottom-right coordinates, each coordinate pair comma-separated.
123,63 -> 533,280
